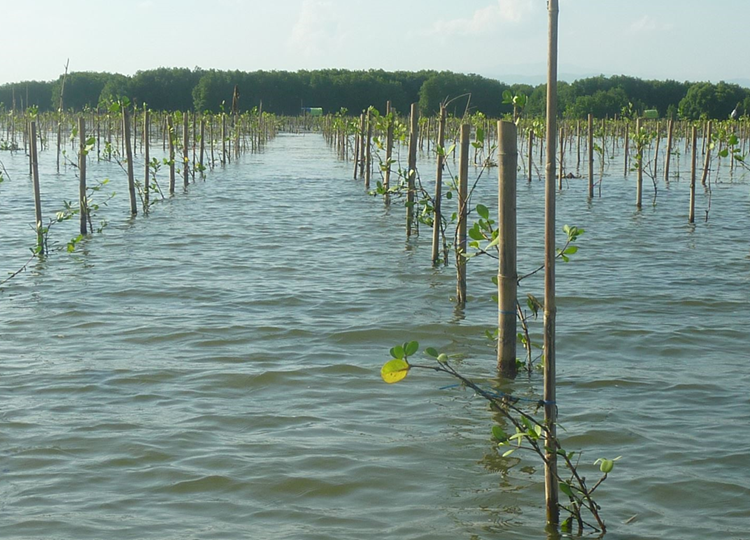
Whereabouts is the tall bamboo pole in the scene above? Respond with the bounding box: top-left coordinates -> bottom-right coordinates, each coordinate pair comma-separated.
587,114 -> 594,198
431,105 -> 447,265
497,120 -> 518,377
623,121 -> 630,175
406,103 -> 419,238
557,126 -> 564,189
358,112 -> 366,179
527,128 -> 534,183
384,100 -> 394,205
199,117 -> 205,178
123,108 -> 137,215
183,112 -> 189,189
168,115 -> 176,195
364,109 -> 372,190
456,123 -> 470,307
689,125 -> 697,223
543,0 -> 560,528
700,120 -> 712,186
636,117 -> 643,209
664,118 -> 674,183
143,107 -> 150,212
78,117 -> 88,235
30,121 -> 44,253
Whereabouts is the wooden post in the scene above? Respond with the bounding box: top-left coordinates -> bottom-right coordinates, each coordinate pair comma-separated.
527,128 -> 534,182
664,118 -> 674,183
384,101 -> 394,205
168,115 -> 176,195
352,130 -> 360,180
221,113 -> 227,165
689,126 -> 697,223
358,112 -> 366,179
143,107 -> 150,212
456,123 -> 470,307
78,117 -> 88,235
557,126 -> 564,189
30,121 -> 44,253
636,117 -> 643,209
199,117 -> 205,178
623,121 -> 630,175
576,120 -> 581,174
544,0 -> 560,528
123,108 -> 137,215
497,120 -> 518,377
700,120 -> 712,186
364,108 -> 372,190
183,112 -> 189,189
653,122 -> 661,180
587,114 -> 594,198
406,103 -> 419,238
431,105 -> 446,265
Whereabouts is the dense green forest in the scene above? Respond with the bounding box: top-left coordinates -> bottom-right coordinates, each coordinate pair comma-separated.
1,68 -> 748,120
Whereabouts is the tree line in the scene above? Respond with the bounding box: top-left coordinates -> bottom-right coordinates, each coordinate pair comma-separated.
0,68 -> 748,120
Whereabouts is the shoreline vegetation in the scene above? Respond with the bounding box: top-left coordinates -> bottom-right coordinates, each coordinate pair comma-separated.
1,68 -> 748,120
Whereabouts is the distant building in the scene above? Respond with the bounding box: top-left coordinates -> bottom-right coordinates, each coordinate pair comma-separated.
301,107 -> 323,117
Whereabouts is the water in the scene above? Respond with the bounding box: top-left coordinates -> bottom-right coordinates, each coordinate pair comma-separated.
1,133 -> 749,539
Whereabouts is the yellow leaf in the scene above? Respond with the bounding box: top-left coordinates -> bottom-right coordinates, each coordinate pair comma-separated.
381,359 -> 410,384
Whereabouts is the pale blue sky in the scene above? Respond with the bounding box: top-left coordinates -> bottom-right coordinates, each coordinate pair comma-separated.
2,0 -> 748,85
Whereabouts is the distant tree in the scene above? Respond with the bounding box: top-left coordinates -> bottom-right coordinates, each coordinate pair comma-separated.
678,81 -> 750,119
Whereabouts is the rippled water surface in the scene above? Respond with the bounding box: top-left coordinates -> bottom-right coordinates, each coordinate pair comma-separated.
1,132 -> 749,540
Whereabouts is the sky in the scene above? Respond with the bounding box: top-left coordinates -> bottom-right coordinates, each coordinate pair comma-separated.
1,0 -> 748,86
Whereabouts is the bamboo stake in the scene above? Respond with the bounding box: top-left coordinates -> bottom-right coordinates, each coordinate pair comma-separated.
123,108 -> 137,215
456,123 -> 470,307
497,120 -> 517,377
623,121 -> 629,175
636,117 -> 643,209
183,112 -> 189,189
544,0 -> 560,527
558,126 -> 564,189
78,117 -> 88,235
143,107 -> 150,212
168,115 -> 176,195
364,109 -> 372,190
587,114 -> 594,198
199,117 -> 205,178
358,112 -> 366,179
664,118 -> 674,183
406,103 -> 419,238
700,120 -> 712,186
689,125 -> 697,223
431,106 -> 446,265
30,121 -> 44,253
527,128 -> 534,183
653,122 -> 660,180
384,101 -> 393,205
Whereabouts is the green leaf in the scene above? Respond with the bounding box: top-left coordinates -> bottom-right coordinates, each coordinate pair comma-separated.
559,482 -> 574,499
424,347 -> 439,358
476,204 -> 489,220
390,345 -> 405,359
381,359 -> 410,384
563,246 -> 578,255
468,226 -> 484,241
436,353 -> 449,363
404,341 -> 419,357
492,426 -> 508,442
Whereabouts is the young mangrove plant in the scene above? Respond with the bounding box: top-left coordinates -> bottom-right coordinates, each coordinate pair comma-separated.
381,341 -> 618,535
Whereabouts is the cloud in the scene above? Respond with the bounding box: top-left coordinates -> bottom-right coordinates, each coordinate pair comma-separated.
628,15 -> 674,34
288,0 -> 347,58
431,0 -> 533,36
